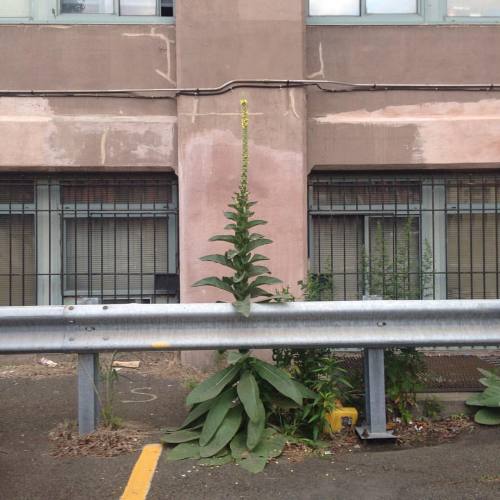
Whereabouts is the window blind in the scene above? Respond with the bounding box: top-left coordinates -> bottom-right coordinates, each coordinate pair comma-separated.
64,216 -> 168,297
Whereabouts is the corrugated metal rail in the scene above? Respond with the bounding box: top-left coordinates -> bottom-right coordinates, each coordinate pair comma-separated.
1,300 -> 499,437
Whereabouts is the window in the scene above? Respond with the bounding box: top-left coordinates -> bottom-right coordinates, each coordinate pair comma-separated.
0,1 -> 174,22
309,0 -> 419,17
60,0 -> 173,16
309,173 -> 500,301
448,0 -> 500,17
308,0 -> 500,23
0,175 -> 179,306
0,0 -> 30,17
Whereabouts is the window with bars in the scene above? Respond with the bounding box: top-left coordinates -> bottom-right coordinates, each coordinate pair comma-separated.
309,173 -> 500,301
0,174 -> 178,306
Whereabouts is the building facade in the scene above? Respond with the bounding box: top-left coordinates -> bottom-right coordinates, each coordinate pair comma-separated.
2,1 -> 500,366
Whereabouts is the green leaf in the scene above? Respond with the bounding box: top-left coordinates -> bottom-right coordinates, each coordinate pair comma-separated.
292,380 -> 319,401
237,371 -> 261,422
230,432 -> 248,460
224,211 -> 238,221
226,249 -> 239,259
199,389 -> 236,447
247,400 -> 265,450
253,359 -> 303,406
247,265 -> 271,277
252,428 -> 286,459
479,385 -> 500,407
249,254 -> 270,263
474,407 -> 500,425
200,254 -> 232,267
224,224 -> 238,231
227,351 -> 248,364
209,235 -> 237,244
200,406 -> 243,458
199,454 -> 233,467
246,220 -> 267,229
166,442 -> 201,461
161,430 -> 201,444
234,296 -> 252,317
237,454 -> 267,474
250,276 -> 283,287
250,287 -> 273,298
186,364 -> 240,405
193,277 -> 234,294
247,238 -> 273,252
179,399 -> 214,429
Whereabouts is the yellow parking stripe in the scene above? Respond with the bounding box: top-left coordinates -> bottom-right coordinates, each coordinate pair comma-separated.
121,444 -> 163,500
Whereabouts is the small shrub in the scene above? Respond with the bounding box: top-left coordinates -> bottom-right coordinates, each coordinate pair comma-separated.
420,397 -> 443,420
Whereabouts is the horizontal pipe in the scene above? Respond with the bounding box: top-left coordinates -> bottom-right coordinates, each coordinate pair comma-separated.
0,300 -> 499,354
2,79 -> 500,98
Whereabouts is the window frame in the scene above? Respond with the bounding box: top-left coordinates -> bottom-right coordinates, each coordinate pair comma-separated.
0,175 -> 179,306
0,0 -> 175,24
307,0 -> 500,25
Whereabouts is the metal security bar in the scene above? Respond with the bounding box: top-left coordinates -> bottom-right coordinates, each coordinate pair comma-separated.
309,172 -> 500,302
0,300 -> 499,436
0,174 -> 179,307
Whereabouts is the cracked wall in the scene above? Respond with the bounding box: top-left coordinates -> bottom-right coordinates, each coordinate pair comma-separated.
0,25 -> 177,170
307,26 -> 500,169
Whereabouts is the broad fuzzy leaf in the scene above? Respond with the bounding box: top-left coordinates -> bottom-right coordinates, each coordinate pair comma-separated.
179,399 -> 214,429
227,351 -> 248,365
229,432 -> 248,460
251,276 -> 282,287
193,277 -> 233,294
237,371 -> 261,422
253,360 -> 303,406
479,385 -> 500,407
200,254 -> 232,267
186,364 -> 240,406
252,429 -> 286,459
247,265 -> 271,277
249,254 -> 270,263
209,234 -> 237,244
199,389 -> 236,446
200,406 -> 243,458
246,220 -> 267,228
224,211 -> 238,221
247,238 -> 273,252
247,400 -> 265,450
474,407 -> 500,425
166,442 -> 201,461
161,430 -> 201,444
250,287 -> 273,298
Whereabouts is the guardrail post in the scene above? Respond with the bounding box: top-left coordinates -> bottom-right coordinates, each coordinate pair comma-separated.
356,296 -> 394,440
78,353 -> 100,435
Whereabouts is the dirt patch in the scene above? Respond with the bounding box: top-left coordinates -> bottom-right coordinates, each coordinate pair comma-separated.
48,421 -> 152,458
281,416 -> 476,463
392,416 -> 476,447
0,352 -> 206,382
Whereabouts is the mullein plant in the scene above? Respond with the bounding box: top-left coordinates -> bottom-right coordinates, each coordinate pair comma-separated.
161,99 -> 316,473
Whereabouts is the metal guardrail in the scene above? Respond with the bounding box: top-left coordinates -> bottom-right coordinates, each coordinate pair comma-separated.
1,300 -> 499,437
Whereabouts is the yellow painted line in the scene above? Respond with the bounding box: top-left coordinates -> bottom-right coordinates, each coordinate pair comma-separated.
152,342 -> 170,349
121,444 -> 163,500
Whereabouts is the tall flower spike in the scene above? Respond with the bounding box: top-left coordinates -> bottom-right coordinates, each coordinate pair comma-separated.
193,98 -> 282,316
240,99 -> 249,198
